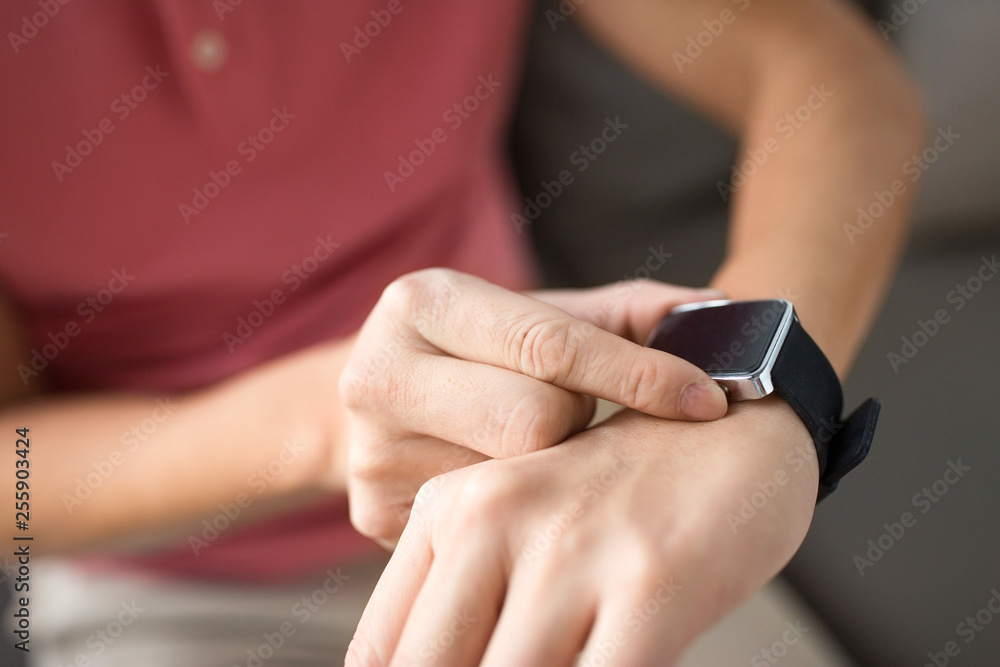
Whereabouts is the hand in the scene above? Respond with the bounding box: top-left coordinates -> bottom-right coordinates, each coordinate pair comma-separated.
346,396 -> 818,666
337,268 -> 728,545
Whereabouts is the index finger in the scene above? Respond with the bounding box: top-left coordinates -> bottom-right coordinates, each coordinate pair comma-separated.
395,269 -> 727,421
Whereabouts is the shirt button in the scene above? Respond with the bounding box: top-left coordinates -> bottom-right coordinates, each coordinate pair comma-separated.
190,29 -> 229,73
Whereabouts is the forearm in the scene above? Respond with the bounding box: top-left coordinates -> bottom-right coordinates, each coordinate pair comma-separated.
0,341 -> 350,555
710,12 -> 925,375
577,0 -> 926,376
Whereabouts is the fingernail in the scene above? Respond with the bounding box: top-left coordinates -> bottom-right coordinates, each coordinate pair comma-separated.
680,381 -> 729,420
694,288 -> 727,299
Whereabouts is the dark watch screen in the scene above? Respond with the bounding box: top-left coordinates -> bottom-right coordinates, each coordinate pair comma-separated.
646,300 -> 790,374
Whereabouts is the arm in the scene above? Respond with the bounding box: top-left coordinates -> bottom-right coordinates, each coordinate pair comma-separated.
347,3 -> 926,665
576,0 -> 926,373
0,273 -> 722,556
0,287 -> 349,555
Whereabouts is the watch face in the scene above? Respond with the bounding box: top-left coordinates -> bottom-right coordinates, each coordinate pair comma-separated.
647,300 -> 791,375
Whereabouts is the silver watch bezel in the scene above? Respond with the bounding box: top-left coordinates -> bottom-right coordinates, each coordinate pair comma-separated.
668,299 -> 795,401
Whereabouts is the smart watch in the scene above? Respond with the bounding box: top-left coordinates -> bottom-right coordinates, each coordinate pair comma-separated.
646,299 -> 880,500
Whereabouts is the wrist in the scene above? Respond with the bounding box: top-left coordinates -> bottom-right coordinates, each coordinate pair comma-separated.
730,395 -> 819,478
214,337 -> 356,498
709,265 -> 857,379
294,335 -> 357,495
609,394 -> 817,478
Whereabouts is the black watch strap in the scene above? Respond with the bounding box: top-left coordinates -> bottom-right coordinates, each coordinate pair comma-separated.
771,315 -> 880,501
820,397 -> 879,501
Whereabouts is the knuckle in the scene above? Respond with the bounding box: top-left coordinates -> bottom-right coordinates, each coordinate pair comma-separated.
623,355 -> 662,413
441,463 -> 521,534
339,342 -> 418,414
409,471 -> 455,529
348,494 -> 405,543
539,520 -> 598,563
500,390 -> 563,457
379,271 -> 428,315
348,454 -> 441,541
381,268 -> 461,335
347,437 -> 395,484
466,468 -> 523,515
411,473 -> 447,515
338,357 -> 371,409
615,536 -> 671,593
511,318 -> 583,384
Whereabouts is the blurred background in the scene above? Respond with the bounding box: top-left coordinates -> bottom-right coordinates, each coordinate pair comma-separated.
509,0 -> 1000,664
